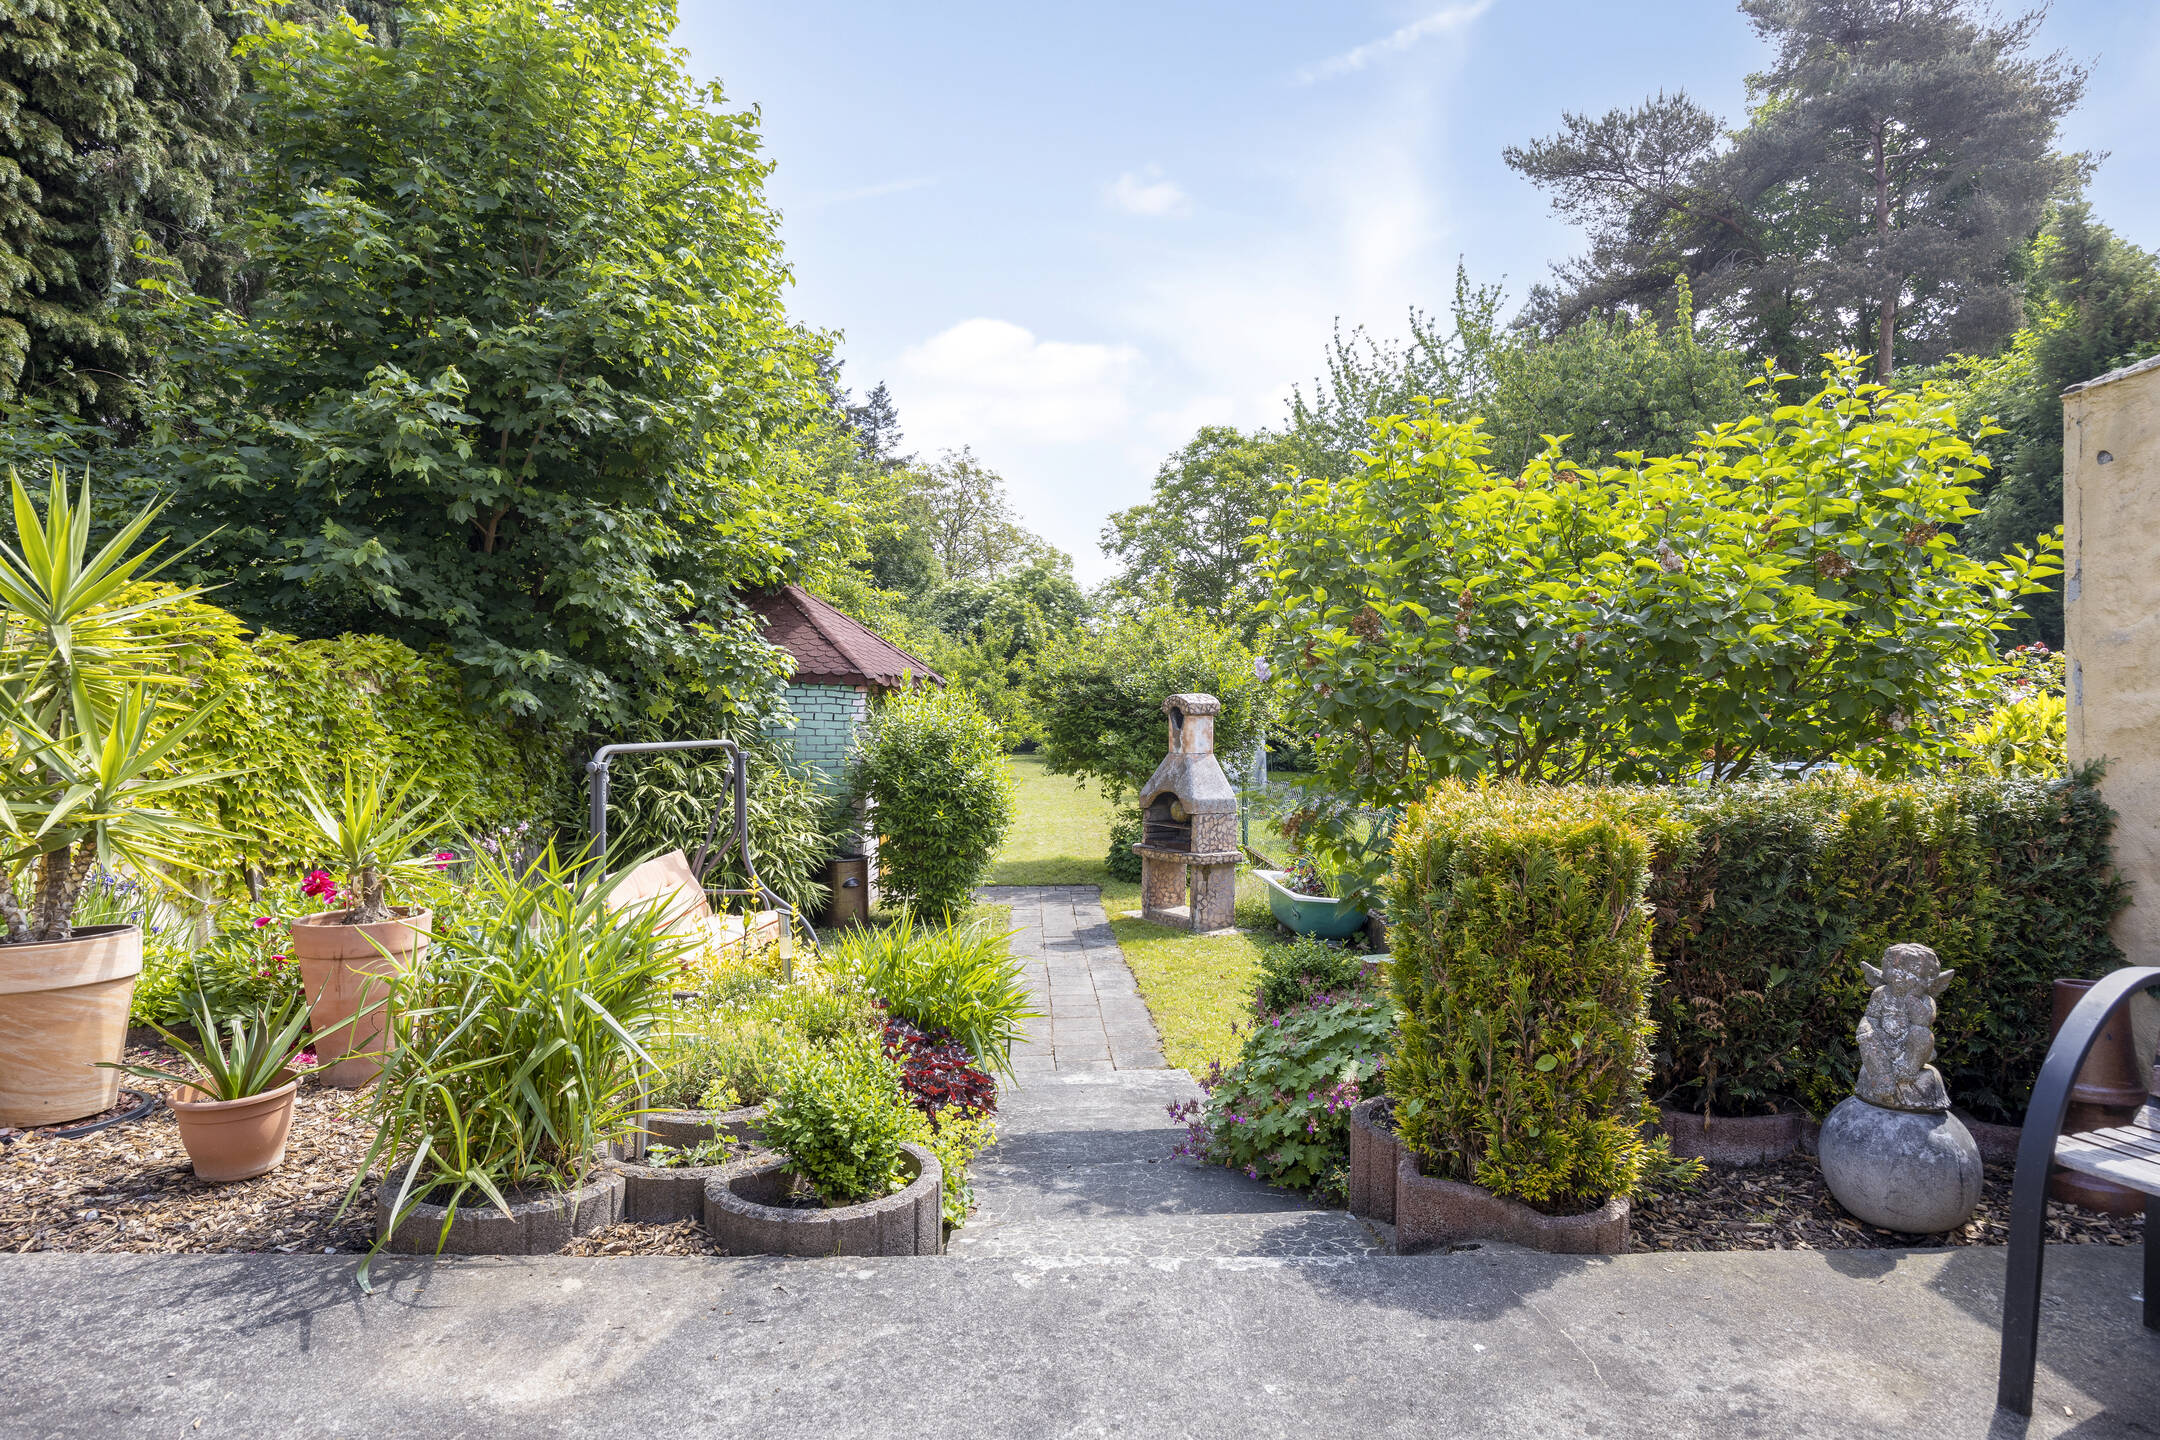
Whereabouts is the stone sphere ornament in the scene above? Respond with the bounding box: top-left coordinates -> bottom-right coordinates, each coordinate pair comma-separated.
1817,943 -> 1984,1235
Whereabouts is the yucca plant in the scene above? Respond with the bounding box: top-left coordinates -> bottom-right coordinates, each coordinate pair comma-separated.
295,761 -> 449,924
100,991 -> 329,1101
0,467 -> 231,942
826,913 -> 1036,1077
350,842 -> 686,1276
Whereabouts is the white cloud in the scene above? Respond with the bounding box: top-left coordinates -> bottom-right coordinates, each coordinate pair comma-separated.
1295,1 -> 1494,85
898,319 -> 1143,447
1106,165 -> 1190,217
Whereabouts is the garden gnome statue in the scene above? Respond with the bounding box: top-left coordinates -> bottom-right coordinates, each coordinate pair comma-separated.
1817,943 -> 1984,1234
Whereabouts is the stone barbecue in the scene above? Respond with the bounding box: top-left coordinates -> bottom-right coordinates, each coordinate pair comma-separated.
1132,693 -> 1240,933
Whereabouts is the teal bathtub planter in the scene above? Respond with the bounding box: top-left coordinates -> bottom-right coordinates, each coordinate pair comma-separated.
1254,869 -> 1370,939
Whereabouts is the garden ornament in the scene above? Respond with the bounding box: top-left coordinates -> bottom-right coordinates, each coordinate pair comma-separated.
1818,943 -> 1984,1235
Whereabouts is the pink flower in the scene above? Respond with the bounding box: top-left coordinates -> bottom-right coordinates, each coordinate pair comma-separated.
301,869 -> 339,902
431,849 -> 457,870
252,916 -> 273,928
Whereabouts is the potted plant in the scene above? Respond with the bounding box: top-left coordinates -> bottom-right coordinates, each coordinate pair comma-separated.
289,763 -> 447,1087
0,469 -> 230,1127
1253,857 -> 1372,939
100,992 -> 327,1182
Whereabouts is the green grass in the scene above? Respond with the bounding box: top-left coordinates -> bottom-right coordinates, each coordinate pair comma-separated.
988,753 -> 1286,1074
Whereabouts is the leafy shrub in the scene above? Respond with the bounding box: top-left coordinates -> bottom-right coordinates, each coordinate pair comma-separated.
1958,693 -> 2067,778
1254,935 -> 1367,1015
1386,783 -> 1688,1208
1647,771 -> 2125,1122
905,1107 -> 996,1226
880,1015 -> 997,1119
359,845 -> 681,1259
1171,993 -> 1393,1193
827,913 -> 1037,1075
602,734 -> 838,920
645,1017 -> 802,1111
760,1033 -> 919,1205
853,684 -> 1014,916
1105,809 -> 1143,881
1255,358 -> 2055,811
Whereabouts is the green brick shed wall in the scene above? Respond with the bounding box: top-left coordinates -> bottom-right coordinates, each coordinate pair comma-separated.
771,682 -> 870,792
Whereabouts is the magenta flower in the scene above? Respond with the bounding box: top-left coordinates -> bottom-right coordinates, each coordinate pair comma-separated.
252,916 -> 273,928
431,849 -> 457,870
301,868 -> 339,902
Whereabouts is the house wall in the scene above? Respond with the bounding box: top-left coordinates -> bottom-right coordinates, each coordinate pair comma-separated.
2063,356 -> 2160,1066
771,682 -> 870,792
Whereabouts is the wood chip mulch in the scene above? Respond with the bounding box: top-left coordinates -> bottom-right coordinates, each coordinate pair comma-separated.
561,1220 -> 723,1257
1,1057 -> 381,1256
1629,1153 -> 2145,1253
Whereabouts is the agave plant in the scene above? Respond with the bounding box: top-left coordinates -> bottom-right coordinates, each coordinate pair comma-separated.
0,467 -> 231,942
100,990 -> 334,1102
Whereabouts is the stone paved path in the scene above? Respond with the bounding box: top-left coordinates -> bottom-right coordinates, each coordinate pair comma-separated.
958,885 -> 1378,1263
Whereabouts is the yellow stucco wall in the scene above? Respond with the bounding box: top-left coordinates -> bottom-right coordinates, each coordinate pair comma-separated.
2064,355 -> 2160,1006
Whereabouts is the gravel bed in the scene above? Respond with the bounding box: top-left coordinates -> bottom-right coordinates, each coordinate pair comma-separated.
561,1220 -> 723,1257
1629,1153 -> 2143,1252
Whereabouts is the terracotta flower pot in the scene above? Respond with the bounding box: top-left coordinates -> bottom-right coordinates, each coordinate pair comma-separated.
169,1073 -> 300,1183
290,907 -> 432,1089
0,924 -> 144,1127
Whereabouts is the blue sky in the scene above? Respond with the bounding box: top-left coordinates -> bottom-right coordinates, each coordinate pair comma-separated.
677,1 -> 2160,584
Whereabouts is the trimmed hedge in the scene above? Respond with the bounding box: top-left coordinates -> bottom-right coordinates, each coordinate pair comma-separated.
853,684 -> 1015,917
1386,783 -> 1678,1208
1648,771 -> 2125,1123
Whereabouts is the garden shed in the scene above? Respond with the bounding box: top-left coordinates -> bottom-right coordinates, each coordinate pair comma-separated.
746,583 -> 943,792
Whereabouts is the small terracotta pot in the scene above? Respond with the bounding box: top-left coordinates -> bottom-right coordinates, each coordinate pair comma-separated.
0,925 -> 144,1126
290,907 -> 431,1088
169,1074 -> 299,1183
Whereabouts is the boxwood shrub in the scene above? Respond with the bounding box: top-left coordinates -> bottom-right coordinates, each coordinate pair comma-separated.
1385,783 -> 1682,1209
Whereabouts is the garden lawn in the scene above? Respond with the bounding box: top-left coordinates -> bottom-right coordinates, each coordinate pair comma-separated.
989,754 -> 1281,1073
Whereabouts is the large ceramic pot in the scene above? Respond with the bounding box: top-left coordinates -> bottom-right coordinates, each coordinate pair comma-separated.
290,907 -> 431,1089
0,924 -> 144,1126
1253,870 -> 1369,939
169,1074 -> 300,1183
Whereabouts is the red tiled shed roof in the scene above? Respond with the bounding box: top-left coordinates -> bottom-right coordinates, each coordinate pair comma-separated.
744,584 -> 944,689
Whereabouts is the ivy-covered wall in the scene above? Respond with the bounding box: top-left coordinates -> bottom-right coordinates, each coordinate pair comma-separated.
135,588 -> 570,892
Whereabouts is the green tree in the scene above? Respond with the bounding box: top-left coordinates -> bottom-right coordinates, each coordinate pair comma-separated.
1027,605 -> 1270,805
1509,0 -> 2087,377
1479,283 -> 1752,475
0,0 -> 245,412
132,0 -> 824,730
1954,201 -> 2160,644
853,683 -> 1014,918
1099,425 -> 1285,628
1254,356 -> 2055,814
907,447 -> 1046,586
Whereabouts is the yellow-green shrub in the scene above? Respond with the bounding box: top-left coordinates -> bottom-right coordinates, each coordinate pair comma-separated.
1385,782 -> 1682,1207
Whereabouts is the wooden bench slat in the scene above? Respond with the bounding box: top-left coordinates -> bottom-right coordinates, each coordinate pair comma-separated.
2082,1125 -> 2160,1158
2053,1132 -> 2160,1196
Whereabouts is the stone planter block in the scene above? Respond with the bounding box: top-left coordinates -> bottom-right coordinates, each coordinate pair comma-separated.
376,1170 -> 623,1255
640,1104 -> 765,1151
1658,1107 -> 1804,1166
1394,1152 -> 1628,1255
1347,1097 -> 1397,1223
705,1142 -> 943,1257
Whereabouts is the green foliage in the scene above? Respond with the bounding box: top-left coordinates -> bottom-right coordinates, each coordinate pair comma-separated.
1479,283 -> 1752,475
1256,358 -> 2056,815
760,1031 -> 918,1205
602,737 -> 837,920
1029,604 -> 1271,803
1647,771 -> 2125,1123
853,685 -> 1014,916
1177,991 -> 1393,1193
104,989 -> 316,1102
1104,809 -> 1143,882
0,0 -> 244,411
826,914 -> 1036,1076
133,907 -> 304,1030
1255,935 -> 1368,1015
358,845 -> 681,1266
1958,694 -> 2066,779
132,0 -> 823,730
1099,425 -> 1288,629
1386,784 -> 1687,1207
294,762 -> 450,923
905,1107 -> 994,1228
126,586 -> 565,892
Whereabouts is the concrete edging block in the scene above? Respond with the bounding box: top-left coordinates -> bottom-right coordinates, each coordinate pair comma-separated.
375,1170 -> 624,1255
1394,1151 -> 1628,1255
705,1141 -> 944,1256
1347,1097 -> 1398,1224
1657,1107 -> 1804,1166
